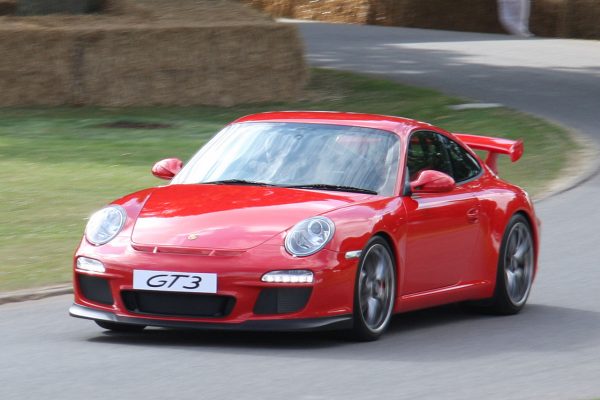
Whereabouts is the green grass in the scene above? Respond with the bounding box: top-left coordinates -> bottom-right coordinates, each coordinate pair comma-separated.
0,68 -> 577,291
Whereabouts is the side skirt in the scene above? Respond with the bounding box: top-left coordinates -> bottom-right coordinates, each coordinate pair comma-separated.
394,281 -> 493,313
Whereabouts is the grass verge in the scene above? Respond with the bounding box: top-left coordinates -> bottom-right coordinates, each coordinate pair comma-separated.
0,68 -> 578,291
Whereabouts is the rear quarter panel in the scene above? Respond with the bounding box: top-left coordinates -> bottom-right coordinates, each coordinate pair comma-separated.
474,174 -> 540,291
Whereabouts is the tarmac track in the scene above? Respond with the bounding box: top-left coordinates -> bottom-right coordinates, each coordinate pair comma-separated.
1,23 -> 600,400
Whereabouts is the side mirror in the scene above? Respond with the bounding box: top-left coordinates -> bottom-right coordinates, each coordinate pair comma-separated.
152,158 -> 183,180
410,170 -> 455,194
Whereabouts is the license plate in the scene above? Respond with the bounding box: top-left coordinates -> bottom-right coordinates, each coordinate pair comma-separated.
133,270 -> 217,294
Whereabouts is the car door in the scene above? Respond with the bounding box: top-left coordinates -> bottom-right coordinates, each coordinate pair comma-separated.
403,131 -> 483,295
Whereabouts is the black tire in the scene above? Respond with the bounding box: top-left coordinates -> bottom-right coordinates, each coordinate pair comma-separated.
475,214 -> 535,315
350,237 -> 397,341
95,320 -> 146,332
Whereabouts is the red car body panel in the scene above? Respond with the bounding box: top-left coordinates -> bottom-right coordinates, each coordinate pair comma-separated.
130,184 -> 372,251
71,111 -> 540,330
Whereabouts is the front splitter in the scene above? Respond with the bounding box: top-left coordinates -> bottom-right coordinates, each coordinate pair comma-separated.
69,303 -> 353,332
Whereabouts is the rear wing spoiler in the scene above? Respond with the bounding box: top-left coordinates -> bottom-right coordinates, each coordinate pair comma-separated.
454,133 -> 524,175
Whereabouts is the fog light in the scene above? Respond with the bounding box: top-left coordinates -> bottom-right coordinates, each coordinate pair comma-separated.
76,257 -> 106,273
261,270 -> 314,284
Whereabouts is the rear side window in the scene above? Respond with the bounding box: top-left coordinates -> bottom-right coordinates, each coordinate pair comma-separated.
443,137 -> 482,182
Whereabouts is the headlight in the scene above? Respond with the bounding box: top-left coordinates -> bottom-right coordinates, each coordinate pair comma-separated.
284,216 -> 335,257
85,205 -> 126,246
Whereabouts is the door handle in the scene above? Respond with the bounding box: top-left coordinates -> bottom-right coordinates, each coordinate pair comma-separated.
467,208 -> 480,223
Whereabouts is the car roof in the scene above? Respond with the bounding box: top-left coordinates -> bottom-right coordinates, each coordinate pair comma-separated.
233,111 -> 434,136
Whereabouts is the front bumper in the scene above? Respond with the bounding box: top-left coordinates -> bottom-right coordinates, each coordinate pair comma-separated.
72,237 -> 359,330
70,303 -> 352,332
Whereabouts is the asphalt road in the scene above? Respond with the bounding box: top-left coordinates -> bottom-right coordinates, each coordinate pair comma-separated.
2,23 -> 600,400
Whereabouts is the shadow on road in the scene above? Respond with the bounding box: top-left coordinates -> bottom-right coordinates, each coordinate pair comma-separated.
85,303 -> 600,362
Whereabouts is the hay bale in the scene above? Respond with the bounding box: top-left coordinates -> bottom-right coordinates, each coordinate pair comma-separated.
244,0 -> 505,33
530,0 -> 565,37
15,0 -> 105,15
562,0 -> 600,39
292,0 -> 370,24
0,0 -> 307,106
368,0 -> 505,33
103,0 -> 149,16
0,29 -> 73,105
242,0 -> 295,18
245,0 -> 600,39
243,0 -> 370,23
530,0 -> 600,39
79,25 -> 307,106
0,22 -> 307,106
0,0 -> 16,15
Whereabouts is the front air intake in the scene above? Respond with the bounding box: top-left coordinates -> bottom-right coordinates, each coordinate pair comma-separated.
253,288 -> 312,315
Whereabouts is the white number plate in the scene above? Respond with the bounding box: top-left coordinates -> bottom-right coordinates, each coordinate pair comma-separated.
133,270 -> 217,294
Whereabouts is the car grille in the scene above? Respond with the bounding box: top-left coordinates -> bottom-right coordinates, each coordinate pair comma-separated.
121,290 -> 235,318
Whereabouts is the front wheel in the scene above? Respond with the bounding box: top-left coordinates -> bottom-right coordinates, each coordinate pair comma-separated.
350,237 -> 396,341
489,214 -> 535,314
95,320 -> 146,332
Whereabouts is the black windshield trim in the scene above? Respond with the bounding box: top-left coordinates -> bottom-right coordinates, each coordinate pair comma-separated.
284,184 -> 378,195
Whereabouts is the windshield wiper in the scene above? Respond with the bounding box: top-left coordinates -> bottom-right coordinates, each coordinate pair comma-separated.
285,184 -> 377,195
201,179 -> 275,187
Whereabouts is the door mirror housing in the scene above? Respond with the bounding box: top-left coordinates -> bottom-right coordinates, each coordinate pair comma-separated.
152,158 -> 183,180
410,170 -> 455,193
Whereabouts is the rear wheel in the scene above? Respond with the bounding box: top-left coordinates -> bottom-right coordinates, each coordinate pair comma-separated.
350,237 -> 396,341
95,320 -> 146,332
489,214 -> 535,314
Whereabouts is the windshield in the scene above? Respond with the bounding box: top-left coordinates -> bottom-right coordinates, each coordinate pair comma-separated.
172,122 -> 401,196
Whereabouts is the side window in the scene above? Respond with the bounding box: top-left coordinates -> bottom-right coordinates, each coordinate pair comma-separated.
443,137 -> 482,183
406,131 -> 453,180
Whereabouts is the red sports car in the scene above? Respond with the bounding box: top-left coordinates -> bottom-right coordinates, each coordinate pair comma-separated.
70,111 -> 539,340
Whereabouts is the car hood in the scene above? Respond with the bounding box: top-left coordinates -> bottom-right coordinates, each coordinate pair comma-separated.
130,184 -> 371,251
